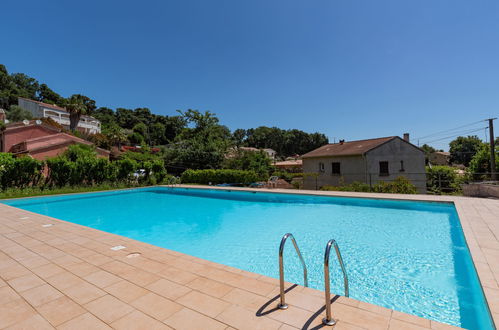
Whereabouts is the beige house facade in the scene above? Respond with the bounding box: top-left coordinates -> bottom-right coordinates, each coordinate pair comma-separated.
302,136 -> 427,192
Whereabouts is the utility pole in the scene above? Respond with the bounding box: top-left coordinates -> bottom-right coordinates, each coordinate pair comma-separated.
489,118 -> 497,180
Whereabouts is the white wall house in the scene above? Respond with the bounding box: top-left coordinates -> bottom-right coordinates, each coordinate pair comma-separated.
302,135 -> 427,193
18,97 -> 101,134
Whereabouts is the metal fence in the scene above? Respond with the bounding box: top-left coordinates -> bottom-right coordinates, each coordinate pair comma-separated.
300,172 -> 499,195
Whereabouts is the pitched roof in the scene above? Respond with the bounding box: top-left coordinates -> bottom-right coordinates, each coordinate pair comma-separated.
11,133 -> 110,155
18,97 -> 67,111
301,136 -> 396,158
18,97 -> 98,121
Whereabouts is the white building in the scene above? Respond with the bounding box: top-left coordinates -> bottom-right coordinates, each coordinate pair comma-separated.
17,97 -> 101,134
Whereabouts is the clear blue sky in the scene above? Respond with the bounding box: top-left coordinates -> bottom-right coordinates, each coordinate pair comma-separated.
2,0 -> 498,150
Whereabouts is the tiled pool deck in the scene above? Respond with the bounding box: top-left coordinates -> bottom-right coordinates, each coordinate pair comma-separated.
0,185 -> 497,330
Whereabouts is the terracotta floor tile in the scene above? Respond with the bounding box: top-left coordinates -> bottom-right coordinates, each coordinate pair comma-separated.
4,313 -> 54,330
64,262 -> 99,277
17,256 -> 51,269
389,318 -> 429,329
111,310 -> 172,330
186,276 -> 234,298
216,305 -> 281,330
222,287 -> 270,311
159,266 -> 199,284
45,271 -> 84,290
104,280 -> 149,303
0,263 -> 31,280
84,295 -> 134,323
0,299 -> 37,328
177,290 -> 231,318
0,286 -> 22,305
164,307 -> 227,330
20,283 -> 63,307
265,306 -> 312,329
147,278 -> 192,300
30,263 -> 66,279
83,270 -> 122,288
7,273 -> 45,292
131,292 -> 183,321
392,310 -> 431,328
62,281 -> 106,304
57,312 -> 112,330
36,296 -> 86,326
121,268 -> 161,287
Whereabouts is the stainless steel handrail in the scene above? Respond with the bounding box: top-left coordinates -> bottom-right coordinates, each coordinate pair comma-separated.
323,239 -> 349,326
278,233 -> 308,310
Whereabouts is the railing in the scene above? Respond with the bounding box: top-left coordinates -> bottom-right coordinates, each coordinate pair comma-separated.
278,233 -> 308,310
300,171 -> 499,194
322,239 -> 349,326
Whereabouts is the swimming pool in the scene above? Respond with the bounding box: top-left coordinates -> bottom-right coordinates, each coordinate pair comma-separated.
3,187 -> 494,329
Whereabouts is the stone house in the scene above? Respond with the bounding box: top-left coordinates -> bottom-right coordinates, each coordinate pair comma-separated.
301,135 -> 426,192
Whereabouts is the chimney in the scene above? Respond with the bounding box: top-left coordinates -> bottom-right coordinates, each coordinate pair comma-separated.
0,109 -> 5,123
339,139 -> 345,145
403,133 -> 410,142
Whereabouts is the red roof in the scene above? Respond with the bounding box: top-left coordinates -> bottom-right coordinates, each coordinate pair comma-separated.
11,133 -> 109,155
301,137 -> 397,158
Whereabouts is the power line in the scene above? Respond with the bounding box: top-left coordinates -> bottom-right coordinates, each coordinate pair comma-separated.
420,127 -> 487,144
415,119 -> 486,141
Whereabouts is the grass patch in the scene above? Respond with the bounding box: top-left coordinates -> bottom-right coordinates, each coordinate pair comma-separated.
0,183 -> 147,200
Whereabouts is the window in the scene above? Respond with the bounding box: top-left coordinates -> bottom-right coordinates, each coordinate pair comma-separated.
379,161 -> 389,176
400,160 -> 405,172
332,162 -> 341,175
318,162 -> 325,173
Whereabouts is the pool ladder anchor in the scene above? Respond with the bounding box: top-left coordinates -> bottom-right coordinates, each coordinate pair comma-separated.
322,239 -> 349,326
278,233 -> 308,310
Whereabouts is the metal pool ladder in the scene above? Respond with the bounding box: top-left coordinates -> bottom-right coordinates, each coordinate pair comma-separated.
323,239 -> 349,326
278,233 -> 308,310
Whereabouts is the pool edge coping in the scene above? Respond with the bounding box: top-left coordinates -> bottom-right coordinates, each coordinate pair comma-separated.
1,185 -> 498,329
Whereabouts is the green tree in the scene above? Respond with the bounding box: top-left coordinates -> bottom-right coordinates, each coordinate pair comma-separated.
103,125 -> 127,147
420,144 -> 437,155
63,95 -> 87,131
92,107 -> 117,128
164,110 -> 232,171
449,136 -> 483,167
133,122 -> 148,137
128,132 -> 145,145
37,84 -> 63,105
223,150 -> 272,179
150,122 -> 166,145
469,144 -> 499,178
6,105 -> 33,122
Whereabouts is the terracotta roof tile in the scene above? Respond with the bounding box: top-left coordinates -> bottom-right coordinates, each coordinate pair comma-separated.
301,137 -> 396,158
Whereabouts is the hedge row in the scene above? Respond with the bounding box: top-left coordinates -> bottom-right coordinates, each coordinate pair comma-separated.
181,169 -> 260,185
0,153 -> 44,189
0,152 -> 168,190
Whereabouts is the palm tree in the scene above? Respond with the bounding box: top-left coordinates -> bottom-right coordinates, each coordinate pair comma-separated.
105,125 -> 127,148
63,95 -> 87,132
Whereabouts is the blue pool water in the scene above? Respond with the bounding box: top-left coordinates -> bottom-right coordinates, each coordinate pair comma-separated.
3,187 -> 494,329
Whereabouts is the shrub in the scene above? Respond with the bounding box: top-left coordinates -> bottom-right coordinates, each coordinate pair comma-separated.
320,177 -> 417,194
0,153 -> 43,189
181,169 -> 260,185
373,177 -> 417,194
321,181 -> 371,192
426,166 -> 460,194
151,159 -> 167,183
115,158 -> 138,182
46,157 -> 74,187
223,150 -> 272,179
